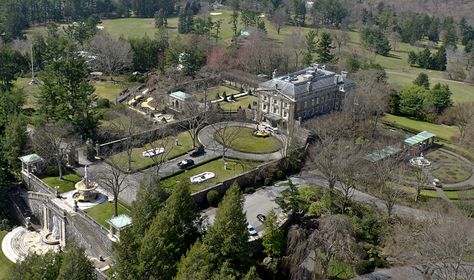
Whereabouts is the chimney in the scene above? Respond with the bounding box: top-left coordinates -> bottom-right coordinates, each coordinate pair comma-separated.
334,74 -> 341,85
306,81 -> 312,92
272,69 -> 278,79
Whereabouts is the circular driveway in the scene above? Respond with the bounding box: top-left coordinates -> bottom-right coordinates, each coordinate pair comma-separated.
198,122 -> 286,161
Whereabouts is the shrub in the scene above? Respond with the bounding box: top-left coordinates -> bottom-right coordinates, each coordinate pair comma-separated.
206,190 -> 220,207
264,177 -> 272,186
354,260 -> 375,275
244,187 -> 255,194
276,170 -> 286,180
308,201 -> 328,216
97,98 -> 111,108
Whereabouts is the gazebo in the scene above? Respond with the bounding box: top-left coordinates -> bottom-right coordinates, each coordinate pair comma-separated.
403,131 -> 436,155
19,154 -> 45,175
107,214 -> 132,241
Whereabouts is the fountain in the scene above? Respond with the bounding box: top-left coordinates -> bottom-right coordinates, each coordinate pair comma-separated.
409,153 -> 431,168
42,216 -> 60,245
72,165 -> 99,202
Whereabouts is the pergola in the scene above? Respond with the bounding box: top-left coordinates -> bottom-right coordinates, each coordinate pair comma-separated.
403,131 -> 436,154
365,145 -> 402,163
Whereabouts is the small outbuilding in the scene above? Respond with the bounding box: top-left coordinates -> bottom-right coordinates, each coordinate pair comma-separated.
168,91 -> 195,112
107,214 -> 132,241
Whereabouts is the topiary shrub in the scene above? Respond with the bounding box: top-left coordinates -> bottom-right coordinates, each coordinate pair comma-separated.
207,190 -> 220,207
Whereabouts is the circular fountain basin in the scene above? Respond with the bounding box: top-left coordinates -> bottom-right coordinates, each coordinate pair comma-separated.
42,232 -> 60,245
409,157 -> 431,168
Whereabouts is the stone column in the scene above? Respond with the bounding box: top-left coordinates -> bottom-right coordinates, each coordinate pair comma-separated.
43,206 -> 49,231
60,216 -> 66,247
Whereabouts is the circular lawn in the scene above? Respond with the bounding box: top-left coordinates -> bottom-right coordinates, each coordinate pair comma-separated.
214,127 -> 282,154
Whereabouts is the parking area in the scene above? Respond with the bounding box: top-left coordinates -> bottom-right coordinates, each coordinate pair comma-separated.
203,186 -> 288,238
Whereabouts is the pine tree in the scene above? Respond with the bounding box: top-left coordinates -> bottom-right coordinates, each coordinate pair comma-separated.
138,183 -> 200,279
175,184 -> 250,278
57,242 -> 96,280
262,210 -> 285,257
413,73 -> 430,89
303,30 -> 318,65
316,32 -> 335,63
435,46 -> 447,71
114,174 -> 169,279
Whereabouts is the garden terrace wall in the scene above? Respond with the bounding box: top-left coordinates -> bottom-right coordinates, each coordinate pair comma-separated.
191,159 -> 282,208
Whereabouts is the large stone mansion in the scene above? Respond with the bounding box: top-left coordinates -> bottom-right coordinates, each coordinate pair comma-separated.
256,65 -> 355,128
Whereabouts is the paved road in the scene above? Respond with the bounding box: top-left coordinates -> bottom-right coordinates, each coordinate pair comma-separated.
75,147 -> 220,205
198,122 -> 285,162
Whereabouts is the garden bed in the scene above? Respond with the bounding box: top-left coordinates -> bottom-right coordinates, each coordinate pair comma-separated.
431,166 -> 472,184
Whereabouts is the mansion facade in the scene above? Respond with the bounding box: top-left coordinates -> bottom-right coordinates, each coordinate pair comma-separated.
256,66 -> 355,127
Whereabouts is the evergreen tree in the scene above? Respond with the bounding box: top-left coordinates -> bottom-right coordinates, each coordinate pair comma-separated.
303,30 -> 318,65
262,210 -> 285,257
424,83 -> 453,114
38,57 -> 98,140
434,46 -> 447,71
243,266 -> 262,280
360,27 -> 391,56
315,32 -> 335,63
413,73 -> 430,89
9,251 -> 62,280
1,113 -> 26,170
138,183 -> 200,279
176,184 -> 250,278
57,242 -> 96,280
115,174 -> 169,280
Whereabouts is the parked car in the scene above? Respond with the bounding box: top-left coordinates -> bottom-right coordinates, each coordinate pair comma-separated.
256,214 -> 266,223
177,159 -> 194,169
432,178 -> 442,188
247,224 -> 258,236
190,146 -> 205,157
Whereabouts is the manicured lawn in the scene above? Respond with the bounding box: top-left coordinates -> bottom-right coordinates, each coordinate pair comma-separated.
14,77 -> 41,109
431,166 -> 472,184
93,80 -> 127,101
425,150 -> 465,165
220,95 -> 258,111
215,127 -> 282,154
106,131 -> 194,172
0,231 -> 14,279
382,114 -> 459,141
207,85 -> 240,100
85,201 -> 131,228
41,173 -> 82,193
161,158 -> 261,193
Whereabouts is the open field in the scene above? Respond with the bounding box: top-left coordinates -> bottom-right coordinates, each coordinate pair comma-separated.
106,131 -> 193,172
85,201 -> 131,228
41,172 -> 82,193
219,95 -> 258,111
161,158 -> 261,193
215,127 -> 282,154
0,231 -> 14,280
382,114 -> 459,141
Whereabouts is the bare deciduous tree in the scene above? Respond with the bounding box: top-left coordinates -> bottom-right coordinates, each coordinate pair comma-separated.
310,215 -> 356,279
141,128 -> 176,176
388,213 -> 474,280
99,155 -> 129,217
272,7 -> 289,35
440,102 -> 474,139
331,30 -> 350,54
212,121 -> 241,163
90,33 -> 133,75
33,122 -> 76,179
412,167 -> 429,203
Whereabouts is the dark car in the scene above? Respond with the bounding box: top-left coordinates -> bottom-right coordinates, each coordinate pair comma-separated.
190,146 -> 205,157
177,159 -> 194,169
257,214 -> 266,223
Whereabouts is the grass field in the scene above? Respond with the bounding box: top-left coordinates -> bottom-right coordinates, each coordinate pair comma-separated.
14,77 -> 40,109
215,127 -> 282,154
425,149 -> 466,164
41,172 -> 82,193
85,201 -> 131,228
220,95 -> 258,111
106,131 -> 193,172
93,79 -> 132,101
161,158 -> 260,193
431,166 -> 472,184
0,231 -> 14,280
382,114 -> 459,141
207,85 -> 240,99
